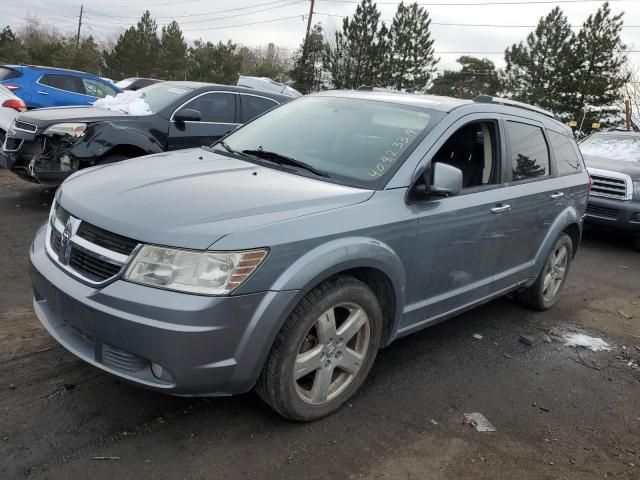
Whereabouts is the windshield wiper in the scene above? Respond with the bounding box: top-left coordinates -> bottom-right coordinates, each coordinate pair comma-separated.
241,149 -> 329,177
214,140 -> 242,156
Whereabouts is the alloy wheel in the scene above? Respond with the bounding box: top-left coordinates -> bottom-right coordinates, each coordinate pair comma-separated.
293,302 -> 371,405
542,244 -> 568,302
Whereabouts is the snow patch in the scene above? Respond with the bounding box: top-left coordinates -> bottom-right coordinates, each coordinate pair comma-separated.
580,137 -> 640,162
93,91 -> 152,116
563,333 -> 611,352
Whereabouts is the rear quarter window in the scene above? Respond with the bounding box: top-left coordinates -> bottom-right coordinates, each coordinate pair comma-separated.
547,130 -> 582,175
506,121 -> 550,181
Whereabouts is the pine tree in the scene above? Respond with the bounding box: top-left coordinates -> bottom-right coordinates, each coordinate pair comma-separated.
570,2 -> 629,131
384,2 -> 438,92
503,7 -> 574,114
323,0 -> 385,89
188,40 -> 242,84
430,56 -> 501,98
290,23 -> 325,93
160,21 -> 187,80
104,11 -> 160,78
0,26 -> 27,63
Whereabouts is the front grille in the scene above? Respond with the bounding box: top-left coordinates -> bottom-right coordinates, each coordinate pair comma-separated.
76,222 -> 138,256
590,174 -> 628,199
13,120 -> 37,133
102,343 -> 148,373
69,248 -> 122,282
586,204 -> 619,220
47,202 -> 140,285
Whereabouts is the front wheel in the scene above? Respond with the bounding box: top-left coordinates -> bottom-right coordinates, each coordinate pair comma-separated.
256,276 -> 382,421
516,233 -> 573,310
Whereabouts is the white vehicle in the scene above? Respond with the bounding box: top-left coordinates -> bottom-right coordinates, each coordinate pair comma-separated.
0,84 -> 26,144
237,76 -> 302,99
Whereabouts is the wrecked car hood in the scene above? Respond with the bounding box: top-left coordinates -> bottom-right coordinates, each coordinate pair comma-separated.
58,148 -> 374,250
14,106 -> 133,129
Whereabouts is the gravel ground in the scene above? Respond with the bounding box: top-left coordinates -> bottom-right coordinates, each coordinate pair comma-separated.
1,169 -> 639,480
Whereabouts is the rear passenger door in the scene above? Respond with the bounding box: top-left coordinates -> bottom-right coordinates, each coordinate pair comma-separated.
239,93 -> 279,123
168,91 -> 240,150
35,74 -> 91,107
491,117 -> 567,291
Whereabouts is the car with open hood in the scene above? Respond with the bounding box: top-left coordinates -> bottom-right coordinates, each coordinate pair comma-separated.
1,81 -> 290,184
30,90 -> 589,420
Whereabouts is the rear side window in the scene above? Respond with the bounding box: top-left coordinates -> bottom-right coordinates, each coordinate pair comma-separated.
241,94 -> 278,122
82,78 -> 117,98
506,121 -> 550,181
0,67 -> 21,80
39,74 -> 84,94
547,130 -> 582,175
179,92 -> 236,123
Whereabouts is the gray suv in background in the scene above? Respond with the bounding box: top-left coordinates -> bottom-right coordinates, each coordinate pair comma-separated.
29,90 -> 589,421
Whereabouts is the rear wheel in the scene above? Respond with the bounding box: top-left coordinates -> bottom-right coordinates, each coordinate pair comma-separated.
256,276 -> 382,421
516,233 -> 573,310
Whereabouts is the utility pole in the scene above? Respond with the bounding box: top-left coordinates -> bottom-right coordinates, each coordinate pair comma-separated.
625,99 -> 631,131
76,5 -> 83,48
304,0 -> 315,48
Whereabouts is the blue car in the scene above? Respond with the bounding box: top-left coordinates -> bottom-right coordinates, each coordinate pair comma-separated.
0,65 -> 122,109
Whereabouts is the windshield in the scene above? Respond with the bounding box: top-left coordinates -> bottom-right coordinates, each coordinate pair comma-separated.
93,82 -> 193,115
220,96 -> 441,187
580,134 -> 640,162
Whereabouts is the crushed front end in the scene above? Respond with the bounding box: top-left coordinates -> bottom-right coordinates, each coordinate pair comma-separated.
1,121 -> 86,185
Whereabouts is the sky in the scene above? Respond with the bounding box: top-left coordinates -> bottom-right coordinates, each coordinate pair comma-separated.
5,0 -> 640,70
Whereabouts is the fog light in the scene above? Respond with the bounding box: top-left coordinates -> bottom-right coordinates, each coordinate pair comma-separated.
151,362 -> 174,382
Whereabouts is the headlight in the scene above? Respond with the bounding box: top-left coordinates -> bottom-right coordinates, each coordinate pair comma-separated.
634,181 -> 640,200
123,245 -> 268,295
43,123 -> 87,137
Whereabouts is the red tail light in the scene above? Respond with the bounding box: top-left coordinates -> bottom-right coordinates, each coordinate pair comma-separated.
2,98 -> 27,112
5,84 -> 20,92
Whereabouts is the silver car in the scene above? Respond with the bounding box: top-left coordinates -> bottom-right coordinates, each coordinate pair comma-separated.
30,90 -> 589,420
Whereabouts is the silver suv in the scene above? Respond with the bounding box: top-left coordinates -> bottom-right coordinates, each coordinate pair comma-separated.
30,91 -> 589,420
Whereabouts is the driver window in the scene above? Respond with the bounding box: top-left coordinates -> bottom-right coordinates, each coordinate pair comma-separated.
432,121 -> 500,189
179,92 -> 236,123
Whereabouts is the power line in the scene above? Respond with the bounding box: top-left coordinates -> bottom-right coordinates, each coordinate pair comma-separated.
179,14 -> 306,33
320,0 -> 640,5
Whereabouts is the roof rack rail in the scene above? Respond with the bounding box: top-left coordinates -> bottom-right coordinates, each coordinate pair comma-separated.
473,95 -> 558,120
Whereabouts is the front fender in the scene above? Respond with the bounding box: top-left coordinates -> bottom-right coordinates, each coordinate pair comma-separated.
528,205 -> 582,285
230,237 -> 409,390
70,122 -> 164,160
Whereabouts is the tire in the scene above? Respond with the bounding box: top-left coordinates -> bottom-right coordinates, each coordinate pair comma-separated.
256,275 -> 383,421
516,233 -> 573,311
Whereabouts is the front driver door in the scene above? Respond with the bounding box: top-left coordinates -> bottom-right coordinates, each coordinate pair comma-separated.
168,91 -> 240,150
401,115 -> 513,331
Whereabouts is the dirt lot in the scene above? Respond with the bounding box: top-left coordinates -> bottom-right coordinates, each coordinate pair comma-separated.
1,168 -> 639,480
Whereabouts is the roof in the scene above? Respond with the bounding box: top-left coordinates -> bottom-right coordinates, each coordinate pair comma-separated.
313,89 -> 472,112
162,81 -> 293,101
2,64 -> 92,75
594,129 -> 640,137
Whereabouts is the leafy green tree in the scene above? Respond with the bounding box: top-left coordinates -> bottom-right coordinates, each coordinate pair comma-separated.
159,21 -> 187,80
0,26 -> 28,63
430,56 -> 501,98
104,11 -> 160,78
383,2 -> 438,92
323,0 -> 386,89
569,2 -> 628,130
188,39 -> 242,84
291,24 -> 325,93
53,36 -> 102,74
503,7 -> 574,113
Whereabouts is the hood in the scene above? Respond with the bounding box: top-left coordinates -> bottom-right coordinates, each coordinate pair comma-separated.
17,106 -> 132,128
583,155 -> 640,179
58,148 -> 374,250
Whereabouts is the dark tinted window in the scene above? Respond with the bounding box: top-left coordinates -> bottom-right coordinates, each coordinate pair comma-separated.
0,67 -> 21,80
548,130 -> 582,175
40,74 -> 83,94
181,92 -> 236,123
507,121 -> 549,181
241,94 -> 278,122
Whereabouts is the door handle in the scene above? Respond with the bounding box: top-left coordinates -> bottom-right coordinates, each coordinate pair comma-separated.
550,192 -> 565,199
490,204 -> 511,213
37,91 -> 49,95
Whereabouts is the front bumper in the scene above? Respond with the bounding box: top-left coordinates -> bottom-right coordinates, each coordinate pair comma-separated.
29,226 -> 301,395
585,195 -> 640,233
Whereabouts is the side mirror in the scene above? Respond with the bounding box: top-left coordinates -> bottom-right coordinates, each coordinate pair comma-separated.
174,108 -> 201,123
429,162 -> 463,197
